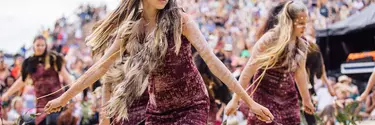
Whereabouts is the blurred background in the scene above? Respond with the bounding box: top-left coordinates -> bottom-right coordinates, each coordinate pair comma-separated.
1,0 -> 375,124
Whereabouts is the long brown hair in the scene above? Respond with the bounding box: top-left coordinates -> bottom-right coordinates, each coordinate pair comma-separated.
86,0 -> 183,120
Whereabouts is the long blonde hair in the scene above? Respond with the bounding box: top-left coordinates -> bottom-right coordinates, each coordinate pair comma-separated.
246,1 -> 308,94
86,0 -> 183,121
251,1 -> 307,69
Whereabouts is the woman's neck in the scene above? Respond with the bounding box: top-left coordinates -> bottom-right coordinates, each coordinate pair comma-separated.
34,53 -> 43,56
290,35 -> 297,42
142,3 -> 157,25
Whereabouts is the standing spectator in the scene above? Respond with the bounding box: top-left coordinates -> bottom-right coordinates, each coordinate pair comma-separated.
0,58 -> 10,82
10,54 -> 24,78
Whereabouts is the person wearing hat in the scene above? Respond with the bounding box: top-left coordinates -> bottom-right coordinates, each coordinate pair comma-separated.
334,75 -> 359,99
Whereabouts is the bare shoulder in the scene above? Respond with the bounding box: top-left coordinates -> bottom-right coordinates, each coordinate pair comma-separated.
180,12 -> 192,25
180,12 -> 196,35
254,31 -> 276,52
259,31 -> 275,43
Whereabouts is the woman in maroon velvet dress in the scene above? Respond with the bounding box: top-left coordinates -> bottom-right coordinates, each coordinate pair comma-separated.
89,20 -> 149,125
225,1 -> 315,125
45,0 -> 275,124
1,35 -> 73,125
110,91 -> 148,125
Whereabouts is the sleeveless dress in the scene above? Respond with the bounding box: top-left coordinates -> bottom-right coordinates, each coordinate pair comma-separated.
31,64 -> 64,125
247,33 -> 308,125
247,68 -> 300,125
113,91 -> 149,125
146,36 -> 210,124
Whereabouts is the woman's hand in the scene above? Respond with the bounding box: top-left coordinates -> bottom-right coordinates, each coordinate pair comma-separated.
224,100 -> 238,116
249,102 -> 274,123
44,97 -> 67,114
357,92 -> 369,102
302,100 -> 315,114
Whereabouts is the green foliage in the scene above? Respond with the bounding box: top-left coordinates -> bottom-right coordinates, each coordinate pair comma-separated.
336,101 -> 360,125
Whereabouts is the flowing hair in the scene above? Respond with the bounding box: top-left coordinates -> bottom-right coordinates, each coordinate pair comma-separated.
250,1 -> 307,69
86,0 -> 183,121
255,2 -> 286,41
247,1 -> 308,94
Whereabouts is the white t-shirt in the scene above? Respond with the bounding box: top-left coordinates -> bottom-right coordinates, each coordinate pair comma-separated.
353,1 -> 364,10
317,87 -> 335,111
7,109 -> 20,121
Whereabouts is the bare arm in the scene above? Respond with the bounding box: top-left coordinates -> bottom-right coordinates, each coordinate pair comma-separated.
321,65 -> 336,96
99,82 -> 112,124
231,32 -> 273,102
362,71 -> 375,97
182,13 -> 256,107
2,77 -> 26,100
295,57 -> 312,102
231,59 -> 259,102
58,35 -> 121,104
365,96 -> 375,113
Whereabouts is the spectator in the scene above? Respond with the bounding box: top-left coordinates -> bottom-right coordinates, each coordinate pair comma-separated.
334,75 -> 359,99
10,54 -> 24,78
0,76 -> 15,95
70,59 -> 85,79
7,96 -> 23,121
0,58 -> 10,82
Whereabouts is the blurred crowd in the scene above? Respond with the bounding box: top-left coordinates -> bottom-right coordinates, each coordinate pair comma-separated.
0,4 -> 106,124
1,0 -> 375,124
180,0 -> 375,76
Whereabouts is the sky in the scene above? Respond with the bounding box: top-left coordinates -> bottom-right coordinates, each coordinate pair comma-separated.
0,0 -> 119,54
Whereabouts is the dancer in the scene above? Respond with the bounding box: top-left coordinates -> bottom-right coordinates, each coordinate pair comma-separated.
90,20 -> 149,125
44,0 -> 274,124
226,1 -> 314,125
254,2 -> 335,125
1,35 -> 73,125
237,2 -> 288,120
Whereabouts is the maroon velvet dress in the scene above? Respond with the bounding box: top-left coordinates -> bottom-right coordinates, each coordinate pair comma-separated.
113,91 -> 149,125
31,64 -> 64,125
208,95 -> 219,124
246,38 -> 308,125
146,36 -> 210,124
247,68 -> 300,125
